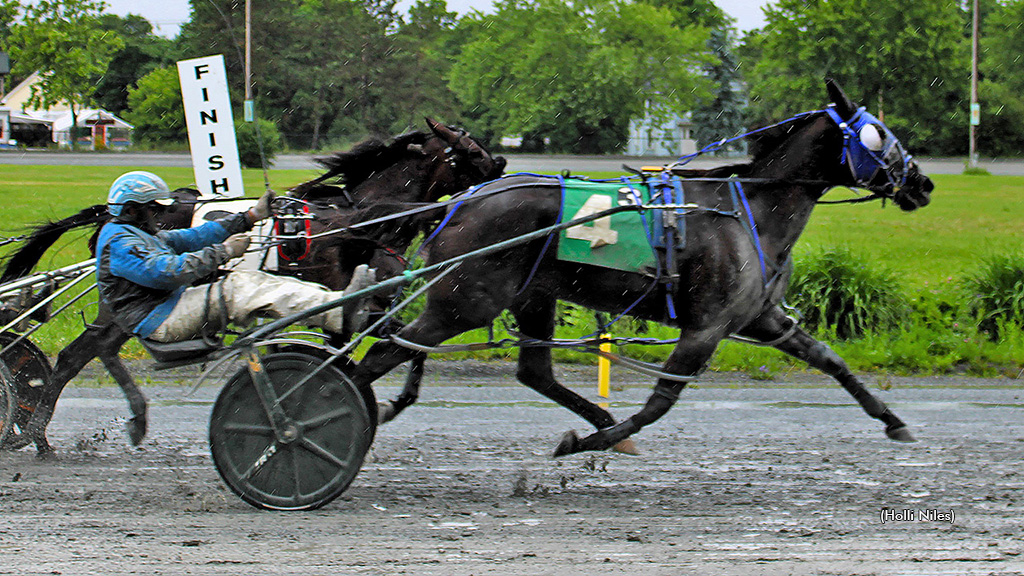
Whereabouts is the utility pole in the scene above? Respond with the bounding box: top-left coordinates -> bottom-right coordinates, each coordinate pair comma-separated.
969,0 -> 980,169
243,0 -> 254,122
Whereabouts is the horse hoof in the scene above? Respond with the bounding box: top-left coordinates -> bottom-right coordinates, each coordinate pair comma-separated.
127,417 -> 147,446
3,434 -> 31,451
376,401 -> 397,425
553,431 -> 580,458
612,439 -> 639,456
886,425 -> 916,443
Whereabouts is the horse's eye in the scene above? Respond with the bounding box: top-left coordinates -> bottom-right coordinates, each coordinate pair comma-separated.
859,124 -> 884,152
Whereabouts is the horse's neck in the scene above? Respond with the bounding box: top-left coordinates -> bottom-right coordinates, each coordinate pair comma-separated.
349,158 -> 432,206
739,130 -> 839,262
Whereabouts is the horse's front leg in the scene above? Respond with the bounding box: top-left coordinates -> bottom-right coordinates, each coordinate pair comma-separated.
554,328 -> 721,457
737,306 -> 915,442
511,295 -> 639,453
376,354 -> 426,424
352,309 -> 472,425
326,313 -> 427,425
98,351 -> 147,446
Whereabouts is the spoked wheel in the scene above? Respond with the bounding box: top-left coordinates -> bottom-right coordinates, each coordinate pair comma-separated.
209,352 -> 376,511
0,332 -> 53,449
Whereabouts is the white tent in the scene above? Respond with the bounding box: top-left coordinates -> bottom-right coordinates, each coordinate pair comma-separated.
21,108 -> 134,149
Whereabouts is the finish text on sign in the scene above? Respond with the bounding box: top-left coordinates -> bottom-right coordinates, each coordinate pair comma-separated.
177,54 -> 244,198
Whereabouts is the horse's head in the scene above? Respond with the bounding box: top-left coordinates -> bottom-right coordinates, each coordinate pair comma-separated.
415,118 -> 507,200
290,121 -> 505,206
823,79 -> 933,211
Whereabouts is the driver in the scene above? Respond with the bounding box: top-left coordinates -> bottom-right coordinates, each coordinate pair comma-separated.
97,171 -> 373,343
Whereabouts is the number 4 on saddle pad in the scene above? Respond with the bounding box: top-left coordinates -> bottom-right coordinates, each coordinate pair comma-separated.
557,179 -> 658,274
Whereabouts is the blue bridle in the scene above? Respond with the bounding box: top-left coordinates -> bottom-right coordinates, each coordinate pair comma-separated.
823,105 -> 910,192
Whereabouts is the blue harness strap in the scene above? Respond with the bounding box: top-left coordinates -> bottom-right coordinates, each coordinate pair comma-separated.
514,175 -> 564,296
731,180 -> 768,286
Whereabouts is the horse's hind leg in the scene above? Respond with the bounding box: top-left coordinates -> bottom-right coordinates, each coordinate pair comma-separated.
11,323 -> 132,456
9,325 -> 109,455
737,306 -> 914,442
99,352 -> 147,445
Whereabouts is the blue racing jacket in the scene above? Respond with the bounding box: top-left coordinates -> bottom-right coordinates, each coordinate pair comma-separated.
96,213 -> 251,337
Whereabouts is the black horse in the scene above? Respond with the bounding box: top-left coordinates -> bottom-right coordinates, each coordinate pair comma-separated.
351,80 -> 934,455
0,119 -> 505,456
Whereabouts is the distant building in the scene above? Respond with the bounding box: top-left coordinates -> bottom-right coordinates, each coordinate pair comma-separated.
0,70 -> 133,149
0,107 -> 10,149
5,110 -> 51,147
626,110 -> 697,157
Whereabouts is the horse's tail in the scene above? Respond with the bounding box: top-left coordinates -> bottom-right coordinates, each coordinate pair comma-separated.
0,204 -> 110,283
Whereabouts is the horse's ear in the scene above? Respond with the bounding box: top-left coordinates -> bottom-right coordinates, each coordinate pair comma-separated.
826,78 -> 858,119
425,117 -> 459,144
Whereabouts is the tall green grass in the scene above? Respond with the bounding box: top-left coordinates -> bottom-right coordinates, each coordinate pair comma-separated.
962,253 -> 1024,340
787,246 -> 909,339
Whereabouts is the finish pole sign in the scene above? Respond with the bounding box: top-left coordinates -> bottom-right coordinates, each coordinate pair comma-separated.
177,55 -> 244,198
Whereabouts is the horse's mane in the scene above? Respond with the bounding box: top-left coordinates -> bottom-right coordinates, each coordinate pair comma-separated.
745,111 -> 826,162
666,114 -> 827,181
290,131 -> 431,200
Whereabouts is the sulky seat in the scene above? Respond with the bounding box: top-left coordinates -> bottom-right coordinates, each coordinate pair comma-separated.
138,337 -> 222,364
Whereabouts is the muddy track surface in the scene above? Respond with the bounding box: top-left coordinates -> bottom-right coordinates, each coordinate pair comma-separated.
1,361 -> 1023,575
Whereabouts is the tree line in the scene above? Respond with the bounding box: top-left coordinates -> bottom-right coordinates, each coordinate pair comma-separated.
0,0 -> 1021,156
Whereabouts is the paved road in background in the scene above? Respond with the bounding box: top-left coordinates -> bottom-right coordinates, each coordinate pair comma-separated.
1,150 -> 1022,176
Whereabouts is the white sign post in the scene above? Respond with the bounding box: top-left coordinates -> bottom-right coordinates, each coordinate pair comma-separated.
177,54 -> 244,198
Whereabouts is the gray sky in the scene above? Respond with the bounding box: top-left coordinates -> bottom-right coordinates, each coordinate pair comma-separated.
103,0 -> 771,39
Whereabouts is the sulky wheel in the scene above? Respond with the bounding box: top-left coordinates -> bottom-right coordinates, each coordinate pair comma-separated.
0,332 -> 53,449
209,352 -> 375,511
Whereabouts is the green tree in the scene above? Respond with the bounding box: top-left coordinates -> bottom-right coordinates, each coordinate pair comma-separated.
386,0 -> 463,133
283,0 -> 404,145
177,0 -> 302,142
0,0 -> 18,92
92,13 -> 176,114
449,0 -> 710,154
978,0 -> 1024,156
123,65 -> 185,143
640,0 -> 729,30
235,118 -> 281,168
0,0 -> 18,44
7,0 -> 124,147
642,0 -> 742,154
746,0 -> 966,154
691,27 -> 745,154
178,0 -> 408,147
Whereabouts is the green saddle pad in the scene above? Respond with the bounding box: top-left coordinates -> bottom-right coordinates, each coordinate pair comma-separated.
556,179 -> 656,274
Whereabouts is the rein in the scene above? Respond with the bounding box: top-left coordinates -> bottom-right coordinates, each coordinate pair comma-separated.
668,106 -> 908,204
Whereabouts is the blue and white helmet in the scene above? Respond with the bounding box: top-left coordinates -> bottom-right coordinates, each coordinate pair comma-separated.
107,171 -> 173,216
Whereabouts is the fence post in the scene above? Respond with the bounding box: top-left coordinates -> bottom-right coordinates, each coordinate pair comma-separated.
598,333 -> 611,402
